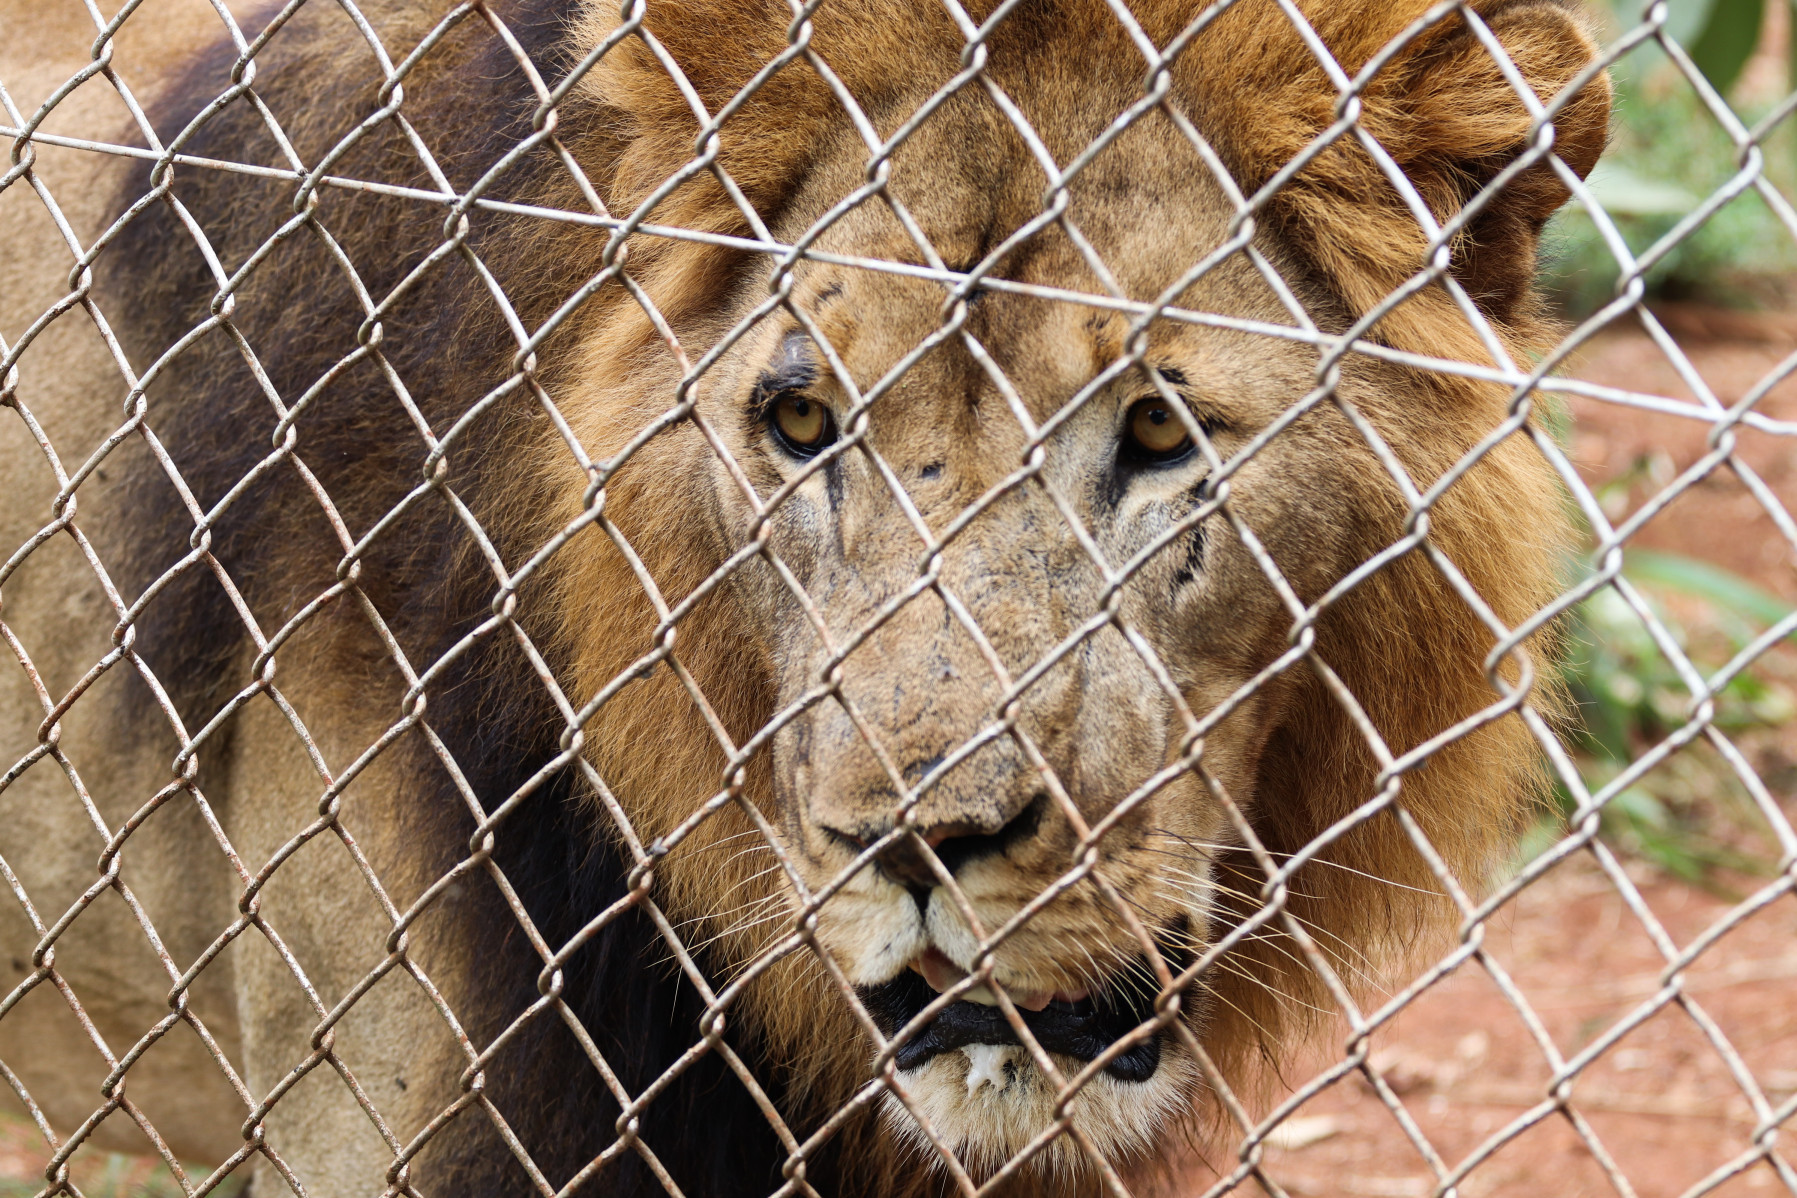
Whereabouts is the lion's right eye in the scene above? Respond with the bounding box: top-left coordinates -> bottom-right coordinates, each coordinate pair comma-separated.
1123,397 -> 1199,465
770,394 -> 836,457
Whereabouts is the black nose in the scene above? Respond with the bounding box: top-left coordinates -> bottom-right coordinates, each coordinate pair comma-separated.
867,793 -> 1047,891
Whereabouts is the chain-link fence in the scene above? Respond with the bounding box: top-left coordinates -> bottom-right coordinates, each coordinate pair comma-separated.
2,0 -> 1794,1195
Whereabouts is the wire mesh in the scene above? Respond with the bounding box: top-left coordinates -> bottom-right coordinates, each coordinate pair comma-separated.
1,0 -> 1794,1196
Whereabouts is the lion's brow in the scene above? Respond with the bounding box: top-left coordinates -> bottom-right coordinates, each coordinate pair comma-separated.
749,331 -> 818,415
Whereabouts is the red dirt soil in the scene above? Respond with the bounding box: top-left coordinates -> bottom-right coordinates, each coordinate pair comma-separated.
1178,859 -> 1797,1198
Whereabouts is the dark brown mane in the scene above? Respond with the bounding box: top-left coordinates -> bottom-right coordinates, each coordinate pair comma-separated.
102,3 -> 813,1194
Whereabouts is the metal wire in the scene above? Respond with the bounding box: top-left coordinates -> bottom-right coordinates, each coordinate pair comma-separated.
2,0 -> 1795,1196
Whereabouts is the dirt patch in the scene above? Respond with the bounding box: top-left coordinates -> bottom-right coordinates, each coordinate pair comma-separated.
1179,858 -> 1797,1197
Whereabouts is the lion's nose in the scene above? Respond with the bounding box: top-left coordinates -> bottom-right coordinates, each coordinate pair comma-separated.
865,793 -> 1047,891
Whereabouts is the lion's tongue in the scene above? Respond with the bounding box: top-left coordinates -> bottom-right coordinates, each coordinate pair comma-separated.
911,948 -> 1086,1012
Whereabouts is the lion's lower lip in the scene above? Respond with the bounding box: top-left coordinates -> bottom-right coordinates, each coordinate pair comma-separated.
862,968 -> 1162,1083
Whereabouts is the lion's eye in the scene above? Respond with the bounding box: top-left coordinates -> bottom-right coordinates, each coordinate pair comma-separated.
770,393 -> 836,456
1124,397 -> 1195,462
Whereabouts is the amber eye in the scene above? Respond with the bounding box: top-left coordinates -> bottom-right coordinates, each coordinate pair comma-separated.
1125,397 -> 1195,461
770,393 -> 835,455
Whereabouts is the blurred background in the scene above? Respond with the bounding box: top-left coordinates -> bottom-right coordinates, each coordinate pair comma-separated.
1533,0 -> 1797,916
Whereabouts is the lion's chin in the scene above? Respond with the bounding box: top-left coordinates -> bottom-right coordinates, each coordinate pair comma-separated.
862,963 -> 1200,1181
878,1042 -> 1199,1181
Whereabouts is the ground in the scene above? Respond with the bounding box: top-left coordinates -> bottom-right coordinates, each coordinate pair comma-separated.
1569,304 -> 1797,604
1181,859 -> 1797,1198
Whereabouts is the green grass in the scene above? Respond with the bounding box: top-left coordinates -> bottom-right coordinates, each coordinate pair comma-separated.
0,1159 -> 246,1198
0,1161 -> 246,1198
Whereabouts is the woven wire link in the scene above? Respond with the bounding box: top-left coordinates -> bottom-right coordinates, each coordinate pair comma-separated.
2,0 -> 1795,1196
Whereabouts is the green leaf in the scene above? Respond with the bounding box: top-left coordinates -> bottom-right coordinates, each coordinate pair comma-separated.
1581,161 -> 1702,217
1645,0 -> 1719,48
1688,0 -> 1765,95
1622,549 -> 1794,629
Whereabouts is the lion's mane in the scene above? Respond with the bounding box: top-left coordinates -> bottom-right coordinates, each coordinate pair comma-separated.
98,1 -> 1605,1193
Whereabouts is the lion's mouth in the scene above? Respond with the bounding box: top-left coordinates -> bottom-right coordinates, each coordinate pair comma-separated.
860,950 -> 1163,1083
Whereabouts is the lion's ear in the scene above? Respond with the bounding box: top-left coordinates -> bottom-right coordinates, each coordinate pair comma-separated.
567,0 -> 953,221
1368,1 -> 1612,320
567,0 -> 827,217
1189,0 -> 1611,339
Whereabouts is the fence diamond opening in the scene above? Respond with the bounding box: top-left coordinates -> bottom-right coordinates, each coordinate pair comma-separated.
2,0 -> 1795,1196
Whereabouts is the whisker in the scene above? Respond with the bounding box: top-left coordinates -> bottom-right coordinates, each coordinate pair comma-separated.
694,909 -> 798,958
1147,830 -> 1449,898
721,842 -> 779,870
1194,952 -> 1336,1018
1143,873 -> 1387,993
678,866 -> 788,928
679,891 -> 787,933
1152,864 -> 1325,907
682,829 -> 770,855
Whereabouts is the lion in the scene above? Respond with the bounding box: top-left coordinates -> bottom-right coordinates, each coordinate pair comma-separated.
0,0 -> 1608,1194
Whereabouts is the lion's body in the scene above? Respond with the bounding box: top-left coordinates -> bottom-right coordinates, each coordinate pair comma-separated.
0,1 -> 1606,1195
0,0 -> 256,1166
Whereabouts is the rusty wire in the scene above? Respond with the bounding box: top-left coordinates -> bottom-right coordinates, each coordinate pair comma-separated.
2,0 -> 1796,1196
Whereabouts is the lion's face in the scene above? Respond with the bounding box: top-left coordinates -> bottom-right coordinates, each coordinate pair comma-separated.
550,0 -> 1608,1185
668,100 -> 1378,1169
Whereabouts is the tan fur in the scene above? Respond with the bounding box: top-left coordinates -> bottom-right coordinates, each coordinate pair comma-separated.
533,0 -> 1606,1181
1,0 -> 253,1164
0,1 -> 1607,1194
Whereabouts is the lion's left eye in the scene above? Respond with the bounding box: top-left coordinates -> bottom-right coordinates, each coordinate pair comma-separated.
1124,397 -> 1196,462
770,393 -> 836,456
